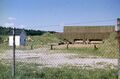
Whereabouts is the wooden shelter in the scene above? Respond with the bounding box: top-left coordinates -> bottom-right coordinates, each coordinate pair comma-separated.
59,26 -> 114,44
9,29 -> 27,46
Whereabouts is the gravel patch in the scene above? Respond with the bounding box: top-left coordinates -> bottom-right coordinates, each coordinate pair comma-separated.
0,48 -> 118,69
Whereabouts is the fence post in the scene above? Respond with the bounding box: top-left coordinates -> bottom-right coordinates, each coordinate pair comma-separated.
116,18 -> 120,79
66,42 -> 69,49
12,27 -> 16,78
31,44 -> 33,50
117,31 -> 120,79
94,44 -> 98,50
50,44 -> 53,50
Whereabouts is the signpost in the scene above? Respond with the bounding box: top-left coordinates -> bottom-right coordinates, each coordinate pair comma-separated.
116,18 -> 120,79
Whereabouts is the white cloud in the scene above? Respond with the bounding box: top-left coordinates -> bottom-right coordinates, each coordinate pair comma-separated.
4,22 -> 14,27
8,17 -> 16,20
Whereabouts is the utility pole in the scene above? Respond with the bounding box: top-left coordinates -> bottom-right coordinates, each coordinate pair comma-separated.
12,27 -> 16,78
116,18 -> 120,79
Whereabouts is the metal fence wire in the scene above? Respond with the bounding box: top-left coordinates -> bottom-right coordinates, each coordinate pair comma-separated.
0,20 -> 120,79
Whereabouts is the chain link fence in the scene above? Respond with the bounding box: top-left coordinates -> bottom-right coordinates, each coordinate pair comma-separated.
0,25 -> 119,79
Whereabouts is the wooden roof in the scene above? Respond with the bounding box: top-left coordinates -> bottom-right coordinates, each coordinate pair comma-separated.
64,26 -> 114,33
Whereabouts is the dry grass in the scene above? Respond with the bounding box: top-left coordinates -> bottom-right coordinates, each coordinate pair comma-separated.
55,44 -> 95,49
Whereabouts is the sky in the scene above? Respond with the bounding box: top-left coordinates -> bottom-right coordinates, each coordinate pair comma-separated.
0,0 -> 120,32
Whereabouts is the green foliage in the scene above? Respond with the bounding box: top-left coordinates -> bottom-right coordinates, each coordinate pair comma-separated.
25,29 -> 46,36
99,32 -> 118,58
0,43 -> 9,53
0,26 -> 12,35
0,36 -> 9,53
40,32 -> 61,43
0,62 -> 12,79
59,47 -> 101,56
0,62 -> 118,79
27,32 -> 61,46
0,26 -> 53,36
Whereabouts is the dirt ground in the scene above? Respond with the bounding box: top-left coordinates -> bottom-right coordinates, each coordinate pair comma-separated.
55,44 -> 94,48
0,48 -> 118,69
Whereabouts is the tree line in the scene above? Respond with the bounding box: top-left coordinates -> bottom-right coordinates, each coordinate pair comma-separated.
0,26 -> 56,36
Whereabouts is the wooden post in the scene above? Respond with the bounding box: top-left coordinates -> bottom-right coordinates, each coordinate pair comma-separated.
50,44 -> 53,50
94,44 -> 98,50
31,44 -> 33,50
66,42 -> 69,49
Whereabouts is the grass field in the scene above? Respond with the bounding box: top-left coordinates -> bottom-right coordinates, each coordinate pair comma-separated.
0,61 -> 118,79
54,44 -> 118,58
0,33 -> 119,79
0,43 -> 9,53
0,36 -> 9,53
27,33 -> 61,45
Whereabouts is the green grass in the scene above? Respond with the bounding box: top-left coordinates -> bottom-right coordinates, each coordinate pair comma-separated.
27,33 -> 61,45
99,33 -> 118,58
0,35 -> 9,53
56,47 -> 101,55
55,46 -> 118,58
0,61 -> 118,79
0,43 -> 9,53
25,33 -> 61,49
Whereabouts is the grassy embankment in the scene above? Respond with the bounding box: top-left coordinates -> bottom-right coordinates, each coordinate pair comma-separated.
0,61 -> 118,79
26,32 -> 61,49
0,36 -> 9,53
0,33 -> 61,51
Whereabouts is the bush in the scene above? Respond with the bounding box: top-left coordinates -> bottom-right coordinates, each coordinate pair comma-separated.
99,32 -> 118,58
0,36 -> 3,44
